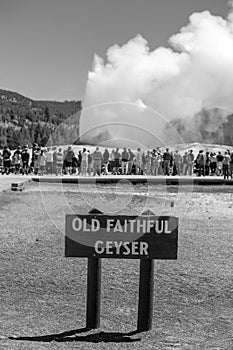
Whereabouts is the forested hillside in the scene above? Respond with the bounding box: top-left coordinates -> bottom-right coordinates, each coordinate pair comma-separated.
2,89 -> 233,149
0,89 -> 82,148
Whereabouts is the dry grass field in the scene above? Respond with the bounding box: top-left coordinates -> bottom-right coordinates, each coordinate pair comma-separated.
0,181 -> 233,349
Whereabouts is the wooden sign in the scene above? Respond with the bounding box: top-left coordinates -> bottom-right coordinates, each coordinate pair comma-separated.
65,214 -> 178,259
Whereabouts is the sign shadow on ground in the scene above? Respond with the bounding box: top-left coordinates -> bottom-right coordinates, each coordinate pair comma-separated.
9,328 -> 142,343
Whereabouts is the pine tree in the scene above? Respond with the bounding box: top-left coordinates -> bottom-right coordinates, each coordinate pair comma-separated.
44,107 -> 50,122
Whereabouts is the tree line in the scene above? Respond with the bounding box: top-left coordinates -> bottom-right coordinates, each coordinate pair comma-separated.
0,89 -> 82,149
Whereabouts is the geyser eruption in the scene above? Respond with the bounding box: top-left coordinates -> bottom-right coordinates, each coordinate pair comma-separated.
80,3 -> 233,148
79,101 -> 180,149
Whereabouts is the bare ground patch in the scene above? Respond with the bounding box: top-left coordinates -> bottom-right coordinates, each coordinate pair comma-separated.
0,183 -> 233,349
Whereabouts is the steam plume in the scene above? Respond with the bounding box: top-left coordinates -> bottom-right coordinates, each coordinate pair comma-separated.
81,5 -> 233,148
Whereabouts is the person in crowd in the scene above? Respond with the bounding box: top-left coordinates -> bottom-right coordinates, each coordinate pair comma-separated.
173,150 -> 182,175
46,148 -> 53,175
205,152 -> 211,176
159,151 -> 164,175
216,151 -> 224,176
128,149 -> 135,175
145,151 -> 151,175
39,150 -> 47,175
0,151 -> 3,174
223,151 -> 230,180
56,148 -> 64,175
77,150 -> 82,175
92,147 -> 102,176
109,149 -> 115,173
87,150 -> 93,175
2,145 -> 11,175
121,148 -> 129,175
64,146 -> 74,175
33,146 -> 41,175
182,152 -> 189,175
114,148 -> 121,174
80,148 -> 88,176
169,152 -> 174,175
21,145 -> 30,175
198,150 -> 206,176
141,152 -> 146,174
71,152 -> 79,174
163,148 -> 172,176
103,148 -> 110,175
135,148 -> 142,175
210,152 -> 217,176
194,152 -> 199,176
13,146 -> 21,175
156,152 -> 163,175
187,150 -> 194,176
31,143 -> 38,169
230,152 -> 233,179
151,151 -> 159,176
52,147 -> 58,175
11,153 -> 15,173
151,150 -> 156,176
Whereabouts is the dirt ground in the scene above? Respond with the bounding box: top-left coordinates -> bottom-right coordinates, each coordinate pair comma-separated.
0,181 -> 233,350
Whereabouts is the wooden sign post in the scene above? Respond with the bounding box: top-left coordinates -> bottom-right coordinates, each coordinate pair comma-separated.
86,208 -> 103,329
65,210 -> 178,331
86,255 -> 101,329
138,209 -> 155,332
137,258 -> 155,331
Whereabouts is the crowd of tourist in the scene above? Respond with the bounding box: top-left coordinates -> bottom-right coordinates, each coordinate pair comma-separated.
0,144 -> 233,179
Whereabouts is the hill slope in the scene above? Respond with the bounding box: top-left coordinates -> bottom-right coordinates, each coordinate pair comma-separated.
1,89 -> 233,149
0,89 -> 82,148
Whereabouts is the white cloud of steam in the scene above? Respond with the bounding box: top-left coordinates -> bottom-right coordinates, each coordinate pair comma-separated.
80,7 -> 233,148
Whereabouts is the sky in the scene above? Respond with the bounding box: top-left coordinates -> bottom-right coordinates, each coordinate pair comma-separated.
0,0 -> 230,101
